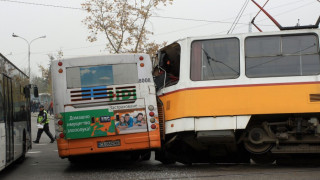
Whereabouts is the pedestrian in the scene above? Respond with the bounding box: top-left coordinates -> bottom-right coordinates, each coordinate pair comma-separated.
33,104 -> 55,143
49,100 -> 53,115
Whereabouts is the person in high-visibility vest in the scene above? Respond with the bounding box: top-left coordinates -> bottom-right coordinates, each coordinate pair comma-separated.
33,104 -> 55,143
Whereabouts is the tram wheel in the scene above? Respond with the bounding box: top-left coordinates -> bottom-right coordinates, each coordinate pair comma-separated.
251,153 -> 275,165
244,141 -> 273,154
244,126 -> 273,154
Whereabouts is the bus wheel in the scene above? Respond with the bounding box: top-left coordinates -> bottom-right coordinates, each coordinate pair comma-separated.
161,159 -> 176,165
68,156 -> 82,164
141,151 -> 151,161
130,152 -> 141,161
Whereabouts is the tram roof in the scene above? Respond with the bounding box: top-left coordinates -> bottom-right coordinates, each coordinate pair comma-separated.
164,29 -> 320,48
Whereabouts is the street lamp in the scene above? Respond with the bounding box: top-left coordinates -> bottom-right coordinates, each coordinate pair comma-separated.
12,33 -> 46,78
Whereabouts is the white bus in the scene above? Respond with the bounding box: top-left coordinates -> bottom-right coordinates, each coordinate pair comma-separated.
0,53 -> 34,171
51,54 -> 161,161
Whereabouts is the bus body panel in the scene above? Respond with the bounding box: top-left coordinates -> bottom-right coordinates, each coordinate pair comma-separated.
0,54 -> 30,171
13,121 -> 25,161
0,123 -> 6,171
57,131 -> 161,157
52,54 -> 160,158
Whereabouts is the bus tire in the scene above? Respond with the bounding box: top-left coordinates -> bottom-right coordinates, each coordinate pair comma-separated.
130,152 -> 141,161
141,151 -> 151,161
68,156 -> 81,164
160,159 -> 176,165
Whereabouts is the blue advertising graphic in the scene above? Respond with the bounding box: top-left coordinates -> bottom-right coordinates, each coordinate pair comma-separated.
80,65 -> 114,88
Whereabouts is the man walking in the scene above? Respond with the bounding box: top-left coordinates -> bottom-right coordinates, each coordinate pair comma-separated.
33,104 -> 55,143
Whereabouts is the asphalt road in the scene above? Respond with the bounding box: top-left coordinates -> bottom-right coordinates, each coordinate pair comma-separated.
1,115 -> 320,180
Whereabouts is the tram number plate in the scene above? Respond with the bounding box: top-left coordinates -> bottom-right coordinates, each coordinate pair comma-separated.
97,140 -> 121,148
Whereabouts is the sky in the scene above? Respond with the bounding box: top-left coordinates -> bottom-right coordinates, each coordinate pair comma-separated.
0,0 -> 319,77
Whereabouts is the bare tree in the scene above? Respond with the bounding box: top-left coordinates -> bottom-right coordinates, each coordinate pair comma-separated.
82,0 -> 172,54
37,50 -> 63,94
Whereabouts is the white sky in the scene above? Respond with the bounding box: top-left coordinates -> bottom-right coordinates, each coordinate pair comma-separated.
0,0 -> 319,77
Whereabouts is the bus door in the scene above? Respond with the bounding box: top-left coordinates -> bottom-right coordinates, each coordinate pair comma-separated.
3,75 -> 14,163
0,74 -> 6,168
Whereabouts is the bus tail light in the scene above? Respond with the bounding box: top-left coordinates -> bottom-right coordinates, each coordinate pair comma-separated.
149,111 -> 154,117
148,105 -> 154,111
139,56 -> 144,60
140,63 -> 144,67
58,61 -> 63,66
59,133 -> 65,138
58,120 -> 63,125
151,124 -> 157,129
150,118 -> 155,123
58,68 -> 63,73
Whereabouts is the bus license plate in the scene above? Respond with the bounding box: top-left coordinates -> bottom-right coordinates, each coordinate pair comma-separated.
97,140 -> 121,148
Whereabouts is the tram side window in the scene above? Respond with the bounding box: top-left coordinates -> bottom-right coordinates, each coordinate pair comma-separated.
191,38 -> 240,81
154,43 -> 181,89
245,34 -> 320,78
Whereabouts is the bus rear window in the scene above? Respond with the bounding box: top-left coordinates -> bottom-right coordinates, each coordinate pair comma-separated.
66,64 -> 138,89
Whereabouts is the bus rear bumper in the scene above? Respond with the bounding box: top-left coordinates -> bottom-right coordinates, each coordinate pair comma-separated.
57,132 -> 161,158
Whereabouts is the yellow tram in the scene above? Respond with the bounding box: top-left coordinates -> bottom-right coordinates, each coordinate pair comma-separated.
154,29 -> 320,164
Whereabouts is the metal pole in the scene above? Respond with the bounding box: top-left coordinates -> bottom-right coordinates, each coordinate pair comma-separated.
12,33 -> 46,78
28,43 -> 31,77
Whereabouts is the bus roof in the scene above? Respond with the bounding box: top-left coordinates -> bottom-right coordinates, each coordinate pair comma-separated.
0,53 -> 28,79
52,53 -> 148,63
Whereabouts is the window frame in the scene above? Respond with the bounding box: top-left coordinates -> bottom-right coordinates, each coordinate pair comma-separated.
190,37 -> 241,81
245,33 -> 320,78
66,63 -> 139,89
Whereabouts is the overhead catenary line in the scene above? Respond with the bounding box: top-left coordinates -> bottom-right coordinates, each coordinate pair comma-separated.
3,0 -> 318,57
227,0 -> 250,34
154,0 -> 309,36
1,0 -> 311,26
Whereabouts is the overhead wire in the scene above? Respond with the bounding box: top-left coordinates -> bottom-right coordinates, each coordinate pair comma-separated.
2,0 -> 318,56
154,0 -> 314,36
213,0 -> 317,35
227,0 -> 249,34
1,0 -> 308,26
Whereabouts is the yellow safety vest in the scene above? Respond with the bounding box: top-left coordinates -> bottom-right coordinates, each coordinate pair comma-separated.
37,110 -> 49,124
